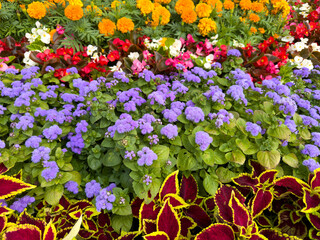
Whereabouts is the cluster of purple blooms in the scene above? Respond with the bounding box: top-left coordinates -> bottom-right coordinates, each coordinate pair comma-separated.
117,88 -> 146,112
43,125 -> 63,140
246,122 -> 262,136
10,195 -> 35,213
195,131 -> 213,151
302,159 -> 320,172
95,183 -> 117,212
65,181 -> 79,194
185,106 -> 205,123
301,144 -> 320,158
137,147 -> 158,166
160,124 -> 178,139
208,109 -> 234,128
162,101 -> 185,123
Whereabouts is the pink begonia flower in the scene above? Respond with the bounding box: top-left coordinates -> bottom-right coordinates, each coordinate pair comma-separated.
266,61 -> 279,74
179,37 -> 185,46
56,25 -> 65,35
204,39 -> 214,54
186,34 -> 195,46
182,51 -> 190,60
0,62 -> 8,72
132,59 -> 146,74
143,50 -> 153,60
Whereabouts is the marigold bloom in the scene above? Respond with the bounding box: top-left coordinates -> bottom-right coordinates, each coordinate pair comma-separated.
27,2 -> 47,19
111,0 -> 121,9
152,5 -> 170,26
239,0 -> 252,10
175,0 -> 195,15
98,19 -> 116,36
68,0 -> 83,7
258,28 -> 265,33
250,27 -> 257,33
251,2 -> 264,12
249,13 -> 260,22
223,0 -> 234,10
49,29 -> 56,42
203,0 -> 223,12
198,18 -> 217,36
154,0 -> 172,4
85,5 -> 102,16
137,0 -> 154,14
195,3 -> 212,18
181,8 -> 197,24
117,17 -> 134,33
43,1 -> 55,9
64,4 -> 83,20
0,2 -> 2,9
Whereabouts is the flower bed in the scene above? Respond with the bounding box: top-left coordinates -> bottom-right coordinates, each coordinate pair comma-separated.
0,0 -> 320,239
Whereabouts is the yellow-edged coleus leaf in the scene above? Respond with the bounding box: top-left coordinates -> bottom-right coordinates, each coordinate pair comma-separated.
204,196 -> 215,211
195,223 -> 234,240
260,228 -> 302,240
163,194 -> 188,209
97,212 -> 111,228
258,170 -> 277,185
214,185 -> 245,223
232,173 -> 258,192
302,188 -> 320,213
274,176 -> 309,198
139,201 -> 160,231
159,171 -> 179,202
0,205 -> 13,216
143,219 -> 156,234
0,163 -> 9,175
43,221 -> 57,240
70,200 -> 93,211
69,209 -> 82,220
117,231 -> 140,240
18,210 -> 45,233
251,189 -> 273,218
156,199 -> 180,240
255,215 -> 272,227
229,191 -> 250,229
0,215 -> 7,232
180,216 -> 196,238
12,170 -> 23,180
309,228 -> 320,240
306,212 -> 320,230
248,233 -> 268,240
51,204 -> 64,214
3,224 -> 41,240
249,161 -> 266,178
310,168 -> 320,190
83,207 -> 100,220
82,219 -> 97,232
183,204 -> 211,229
0,175 -> 35,199
144,231 -> 169,240
56,227 -> 72,239
290,211 -> 303,224
58,196 -> 71,209
277,209 -> 308,239
131,197 -> 144,218
180,174 -> 198,203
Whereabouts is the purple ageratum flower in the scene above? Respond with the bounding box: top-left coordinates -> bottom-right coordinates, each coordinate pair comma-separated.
0,199 -> 7,207
303,159 -> 320,172
10,195 -> 35,213
5,68 -> 19,75
143,175 -> 152,185
75,120 -> 88,134
142,114 -> 156,123
183,71 -> 201,83
278,97 -> 297,116
203,85 -> 225,104
41,161 -> 59,182
148,135 -> 159,145
45,66 -> 55,72
148,91 -> 166,105
160,124 -> 178,140
185,107 -> 205,123
227,85 -> 247,106
246,122 -> 262,136
227,49 -> 241,57
66,134 -> 85,154
138,69 -> 156,82
312,132 -> 320,147
300,115 -> 318,128
16,113 -> 34,131
85,180 -> 101,198
107,114 -> 138,137
66,67 -> 78,74
0,105 -> 7,115
301,144 -> 320,158
106,183 -> 117,192
124,151 -> 136,160
195,131 -> 213,151
162,109 -> 179,123
31,146 -> 51,163
172,81 -> 188,94
139,121 -> 154,135
65,181 -> 79,194
25,136 -> 42,148
0,140 -> 5,149
95,188 -> 116,212
43,125 -> 62,140
293,67 -> 310,78
246,109 -> 253,115
137,147 -> 157,166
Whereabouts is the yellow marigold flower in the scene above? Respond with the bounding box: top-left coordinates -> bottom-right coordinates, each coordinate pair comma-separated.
64,4 -> 83,21
251,2 -> 264,12
175,0 -> 195,15
27,2 -> 47,19
152,5 -> 170,26
250,27 -> 257,33
239,0 -> 251,10
98,18 -> 116,36
198,18 -> 217,36
160,37 -> 167,46
117,17 -> 134,33
181,8 -> 197,24
274,33 -> 279,39
249,13 -> 260,22
111,0 -> 121,9
258,28 -> 265,33
154,0 -> 172,4
68,0 -> 83,6
85,5 -> 102,16
49,29 -> 56,42
223,0 -> 234,10
0,2 -> 1,9
195,3 -> 212,18
55,0 -> 66,6
203,0 -> 222,12
137,0 -> 154,15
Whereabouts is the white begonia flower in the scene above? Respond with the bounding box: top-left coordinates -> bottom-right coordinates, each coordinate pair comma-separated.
311,43 -> 320,52
110,61 -> 123,72
25,33 -> 36,43
294,56 -> 303,64
23,51 -> 38,67
31,28 -> 38,35
281,35 -> 294,43
206,54 -> 214,63
91,52 -> 100,61
233,39 -> 245,48
37,29 -> 50,44
301,59 -> 313,70
211,34 -> 219,45
86,45 -> 98,56
169,39 -> 182,57
35,21 -> 41,28
204,62 -> 211,69
128,52 -> 140,61
300,38 -> 308,44
299,3 -> 310,11
294,42 -> 307,52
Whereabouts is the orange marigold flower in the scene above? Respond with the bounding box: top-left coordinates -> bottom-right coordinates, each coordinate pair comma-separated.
181,8 -> 197,24
239,0 -> 252,10
195,3 -> 212,18
203,0 -> 222,12
152,5 -> 170,26
175,0 -> 195,15
137,0 -> 154,14
198,18 -> 217,36
64,4 -> 83,20
85,5 -> 102,16
223,0 -> 234,10
258,28 -> 265,33
111,0 -> 121,9
0,2 -> 1,9
273,33 -> 279,39
154,0 -> 172,4
53,0 -> 66,6
49,29 -> 56,42
249,13 -> 260,22
251,2 -> 264,12
27,2 -> 47,19
98,19 -> 116,36
117,17 -> 134,33
250,27 -> 257,33
68,0 -> 83,7
43,1 -> 55,9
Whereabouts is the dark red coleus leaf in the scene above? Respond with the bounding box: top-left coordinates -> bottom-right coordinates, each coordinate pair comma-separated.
4,224 -> 41,240
79,229 -> 94,239
258,170 -> 277,184
163,194 -> 187,209
0,163 -> 9,174
117,231 -> 139,240
18,211 -> 45,233
0,215 -> 7,232
71,200 -> 93,210
84,219 -> 97,232
277,210 -> 307,239
157,200 -> 180,240
232,173 -> 258,192
57,227 -> 71,239
302,188 -> 320,213
131,197 -> 143,218
139,201 -> 160,231
0,175 -> 35,199
204,197 -> 215,211
180,174 -> 198,203
143,219 -> 157,234
274,177 -> 308,197
180,216 -> 196,237
250,161 -> 266,178
195,223 -> 234,240
59,196 -> 71,209
260,229 -> 301,240
256,215 -> 272,227
249,234 -> 268,240
310,229 -> 320,240
290,211 -> 302,224
214,185 -> 245,223
97,232 -> 113,240
307,212 -> 320,230
0,206 -> 13,216
184,204 -> 211,228
159,171 -> 179,201
251,189 -> 273,218
43,222 -> 56,240
311,169 -> 320,189
144,231 -> 169,240
229,191 -> 250,229
98,212 -> 111,228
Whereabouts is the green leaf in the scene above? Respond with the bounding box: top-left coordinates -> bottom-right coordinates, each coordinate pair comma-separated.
257,150 -> 281,169
236,138 -> 259,155
87,155 -> 102,170
101,150 -> 121,167
203,173 -> 219,195
177,150 -> 196,171
111,214 -> 133,233
152,145 -> 170,166
253,110 -> 270,124
212,149 -> 228,164
267,125 -> 291,140
282,153 -> 299,168
112,204 -> 132,216
216,167 -> 238,183
44,184 -> 64,206
169,136 -> 182,146
225,149 -> 246,165
201,149 -> 215,166
300,128 -> 311,140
